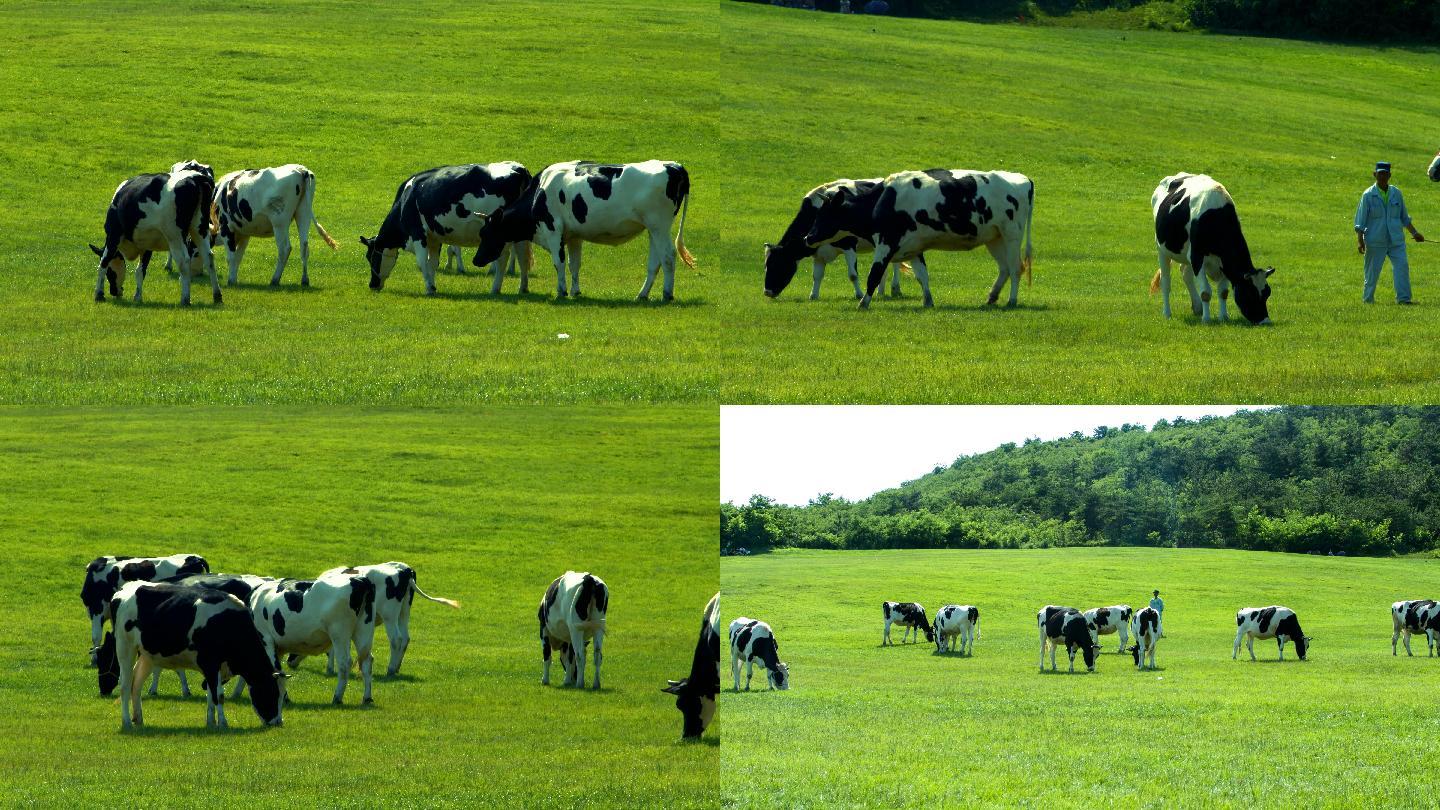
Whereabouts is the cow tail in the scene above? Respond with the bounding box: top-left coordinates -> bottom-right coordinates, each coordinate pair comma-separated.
675,191 -> 697,270
412,580 -> 461,609
1149,268 -> 1162,295
1022,179 -> 1034,286
303,170 -> 340,251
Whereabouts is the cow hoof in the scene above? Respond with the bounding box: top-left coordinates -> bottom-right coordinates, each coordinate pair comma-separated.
95,292 -> 105,302
179,298 -> 191,307
269,279 -> 281,287
858,298 -> 871,310
301,278 -> 310,287
363,697 -> 374,705
556,290 -> 567,299
985,296 -> 998,306
424,287 -> 437,296
572,290 -> 582,298
213,291 -> 223,304
636,294 -> 649,302
923,298 -> 935,308
519,285 -> 529,294
663,293 -> 674,303
332,697 -> 343,705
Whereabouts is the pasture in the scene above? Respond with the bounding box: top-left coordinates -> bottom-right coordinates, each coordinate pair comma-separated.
716,3 -> 1440,403
0,408 -> 717,806
722,547 -> 1440,807
0,0 -> 718,404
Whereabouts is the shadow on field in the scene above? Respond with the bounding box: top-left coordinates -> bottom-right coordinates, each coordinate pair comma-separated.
387,288 -> 710,308
100,297 -> 221,310
930,650 -> 975,658
120,723 -> 275,736
677,736 -> 720,748
1037,668 -> 1096,675
226,281 -> 324,293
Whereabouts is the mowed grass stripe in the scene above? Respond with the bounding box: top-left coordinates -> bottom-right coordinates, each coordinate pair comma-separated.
717,4 -> 1440,403
0,407 -> 717,805
722,548 -> 1440,807
0,0 -> 718,404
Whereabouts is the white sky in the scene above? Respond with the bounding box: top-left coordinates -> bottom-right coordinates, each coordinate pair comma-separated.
721,406 -> 1267,506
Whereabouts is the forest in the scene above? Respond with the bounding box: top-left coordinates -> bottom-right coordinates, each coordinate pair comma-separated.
721,407 -> 1440,557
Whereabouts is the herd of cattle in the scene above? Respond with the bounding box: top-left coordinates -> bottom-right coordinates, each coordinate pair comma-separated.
764,169 -> 1280,323
80,554 -> 721,739
724,598 -> 1440,689
92,158 -> 695,305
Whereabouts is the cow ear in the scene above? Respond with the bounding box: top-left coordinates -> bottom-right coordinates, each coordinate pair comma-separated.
89,243 -> 104,257
358,236 -> 372,248
1265,267 -> 1276,277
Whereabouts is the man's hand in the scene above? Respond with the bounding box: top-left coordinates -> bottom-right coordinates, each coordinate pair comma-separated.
1413,231 -> 1426,243
1358,239 -> 1366,255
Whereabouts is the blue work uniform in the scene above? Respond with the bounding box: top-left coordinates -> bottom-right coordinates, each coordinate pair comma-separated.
1355,184 -> 1413,303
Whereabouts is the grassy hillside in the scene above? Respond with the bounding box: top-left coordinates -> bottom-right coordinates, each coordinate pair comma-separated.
716,3 -> 1440,403
0,408 -> 718,806
722,548 -> 1440,807
0,0 -> 718,404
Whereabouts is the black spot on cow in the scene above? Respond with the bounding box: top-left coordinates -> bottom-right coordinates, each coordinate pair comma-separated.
179,556 -> 209,576
663,163 -> 689,213
384,567 -> 415,604
967,606 -> 979,625
455,201 -> 470,219
572,194 -> 588,224
238,198 -> 254,223
348,577 -> 376,623
575,574 -> 608,621
911,177 -> 922,188
121,560 -> 156,582
1275,612 -> 1308,659
735,624 -> 754,652
1256,606 -> 1277,634
132,584 -> 207,657
1093,610 -> 1112,629
282,586 -> 305,614
97,631 -> 119,695
574,162 -> 625,201
273,610 -> 286,636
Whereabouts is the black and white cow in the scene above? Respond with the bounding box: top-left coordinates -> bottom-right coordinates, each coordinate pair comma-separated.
538,571 -> 608,689
319,562 -> 460,676
1084,605 -> 1133,653
763,178 -> 903,300
90,163 -> 220,305
1151,173 -> 1274,324
1038,605 -> 1100,673
235,574 -> 377,704
665,592 -> 720,740
472,160 -> 696,301
98,581 -> 285,729
882,601 -> 934,645
211,163 -> 340,287
1391,599 -> 1440,656
1128,606 -> 1160,670
81,554 -> 209,662
360,162 -> 534,295
1233,606 -> 1310,661
932,604 -> 979,655
729,617 -> 789,691
160,160 -> 216,273
803,168 -> 1035,309
1428,151 -> 1440,183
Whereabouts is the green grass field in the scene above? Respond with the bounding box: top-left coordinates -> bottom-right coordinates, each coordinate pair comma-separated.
716,4 -> 1440,403
722,547 -> 1440,807
0,0 -> 718,404
0,408 -> 718,806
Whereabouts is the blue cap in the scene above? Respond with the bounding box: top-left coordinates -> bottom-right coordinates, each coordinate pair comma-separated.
1375,161 -> 1392,173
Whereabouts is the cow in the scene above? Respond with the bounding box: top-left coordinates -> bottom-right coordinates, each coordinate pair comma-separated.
729,617 -> 789,691
1150,173 -> 1274,324
210,163 -> 340,287
882,601 -> 934,646
1233,606 -> 1310,661
1391,599 -> 1440,656
1128,606 -> 1161,670
98,581 -> 285,729
160,160 -> 215,273
360,162 -> 534,296
538,571 -> 608,689
90,163 -> 222,305
1428,151 -> 1440,183
1085,605 -> 1133,653
1038,605 -> 1100,673
318,562 -> 460,676
932,604 -> 979,655
803,168 -> 1035,309
665,592 -> 720,740
762,178 -> 903,300
234,574 -> 377,704
471,160 -> 696,301
81,554 -> 209,666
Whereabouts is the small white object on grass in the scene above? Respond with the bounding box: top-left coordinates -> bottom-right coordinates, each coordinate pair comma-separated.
557,333 -> 570,340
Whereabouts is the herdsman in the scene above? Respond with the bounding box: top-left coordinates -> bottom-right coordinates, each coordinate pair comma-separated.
1150,590 -> 1165,637
1355,161 -> 1425,304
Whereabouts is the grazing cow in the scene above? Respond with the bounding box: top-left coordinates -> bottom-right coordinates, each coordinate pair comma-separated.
932,604 -> 979,655
538,571 -> 608,689
318,562 -> 460,676
160,160 -> 215,273
1428,151 -> 1440,183
98,581 -> 284,729
472,160 -> 696,301
360,162 -> 534,295
803,168 -> 1035,309
1085,605 -> 1133,653
1391,599 -> 1440,656
665,592 -> 720,739
1233,606 -> 1310,661
1150,173 -> 1274,324
762,178 -> 903,300
1128,606 -> 1161,670
729,617 -> 789,691
96,572 -> 274,696
882,601 -> 934,645
90,163 -> 222,305
81,554 -> 209,658
211,164 -> 340,287
236,574 -> 377,704
1038,605 -> 1100,673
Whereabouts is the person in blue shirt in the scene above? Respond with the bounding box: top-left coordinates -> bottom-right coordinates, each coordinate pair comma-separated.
1355,161 -> 1425,304
1149,590 -> 1164,637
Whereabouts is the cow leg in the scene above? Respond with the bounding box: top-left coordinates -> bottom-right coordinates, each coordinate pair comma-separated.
489,246 -> 508,295
889,259 -> 902,298
148,668 -> 161,696
516,242 -> 532,294
232,677 -> 247,699
1040,630 -> 1047,671
1247,636 -> 1256,661
1404,630 -> 1413,657
177,671 -> 191,697
591,628 -> 603,690
732,648 -> 742,691
1051,642 -> 1059,672
117,636 -> 135,728
860,245 -> 895,309
199,233 -> 221,304
567,240 -> 584,298
808,256 -> 827,300
541,635 -> 552,685
745,658 -> 754,691
1118,623 -> 1129,654
842,249 -> 863,299
638,233 -> 663,300
449,244 -> 464,274
412,242 -> 437,296
883,620 -> 891,646
662,229 -> 678,303
910,254 -> 933,307
355,632 -> 374,705
331,636 -> 352,704
569,628 -> 588,688
1277,637 -> 1286,661
1067,646 -> 1076,673
386,616 -> 406,677
1393,623 -> 1400,655
1157,251 -> 1173,318
551,241 -> 569,298
269,226 -> 292,286
94,260 -> 111,302
1215,274 -> 1230,321
1233,629 -> 1243,660
986,239 -> 1020,306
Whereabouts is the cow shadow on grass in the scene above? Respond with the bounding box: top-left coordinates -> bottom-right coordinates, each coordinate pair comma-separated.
100,297 -> 222,310
1036,668 -> 1097,676
676,736 -> 720,748
119,724 -> 274,737
225,281 -> 324,293
388,289 -> 709,309
930,649 -> 976,659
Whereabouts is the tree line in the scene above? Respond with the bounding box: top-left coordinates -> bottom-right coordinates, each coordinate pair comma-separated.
722,407 -> 1440,557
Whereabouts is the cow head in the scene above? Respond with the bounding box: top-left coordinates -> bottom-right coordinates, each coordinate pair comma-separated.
1128,644 -> 1140,666
473,205 -> 538,269
170,160 -> 214,182
664,678 -> 716,739
919,612 -> 936,643
89,244 -> 126,297
359,236 -> 398,290
95,631 -> 119,696
1232,267 -> 1274,324
1295,635 -> 1311,660
768,660 -> 790,691
1080,642 -> 1100,672
802,186 -> 863,250
762,242 -> 800,298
